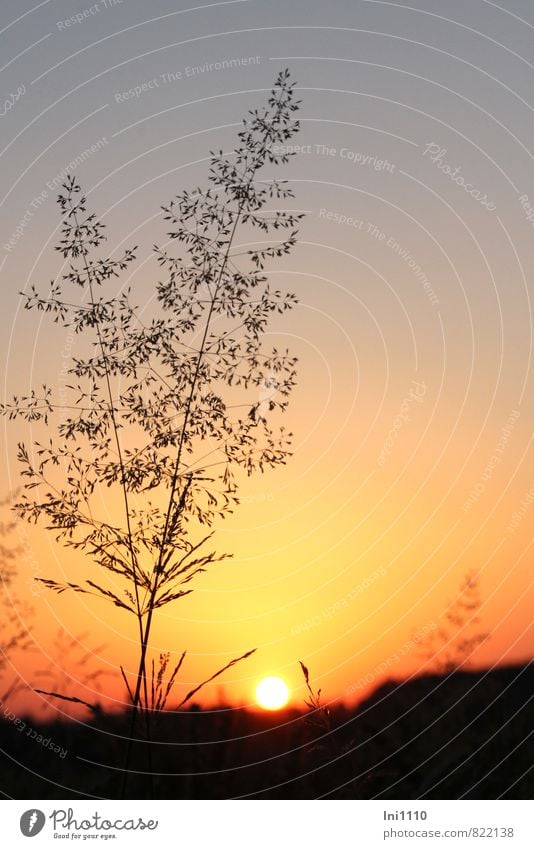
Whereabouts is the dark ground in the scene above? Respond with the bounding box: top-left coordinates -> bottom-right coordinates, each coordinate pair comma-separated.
1,663 -> 532,799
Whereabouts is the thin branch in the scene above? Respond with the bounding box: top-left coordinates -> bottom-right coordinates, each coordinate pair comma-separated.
175,648 -> 256,709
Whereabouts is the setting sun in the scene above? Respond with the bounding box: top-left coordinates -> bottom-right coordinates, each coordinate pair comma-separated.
255,677 -> 290,710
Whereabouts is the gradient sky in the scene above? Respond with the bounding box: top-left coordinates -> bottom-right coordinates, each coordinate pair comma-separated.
1,0 -> 533,718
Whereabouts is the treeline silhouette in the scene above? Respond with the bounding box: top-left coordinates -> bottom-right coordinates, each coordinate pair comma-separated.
1,662 -> 531,799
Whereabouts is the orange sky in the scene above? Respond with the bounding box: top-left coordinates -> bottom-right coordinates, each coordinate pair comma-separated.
3,286 -> 533,718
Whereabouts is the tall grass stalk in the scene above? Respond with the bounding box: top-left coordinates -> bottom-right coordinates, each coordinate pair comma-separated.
1,70 -> 303,794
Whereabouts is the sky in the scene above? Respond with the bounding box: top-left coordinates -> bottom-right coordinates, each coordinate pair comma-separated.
1,0 -> 533,718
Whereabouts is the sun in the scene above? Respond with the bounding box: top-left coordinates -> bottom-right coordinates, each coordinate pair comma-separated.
255,676 -> 290,710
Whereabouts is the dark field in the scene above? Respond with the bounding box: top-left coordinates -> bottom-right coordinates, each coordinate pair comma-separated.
1,663 -> 531,799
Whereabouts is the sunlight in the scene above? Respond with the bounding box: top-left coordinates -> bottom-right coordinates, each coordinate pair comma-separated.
255,676 -> 290,710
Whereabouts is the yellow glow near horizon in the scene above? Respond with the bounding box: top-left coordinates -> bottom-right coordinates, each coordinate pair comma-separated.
255,677 -> 290,710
